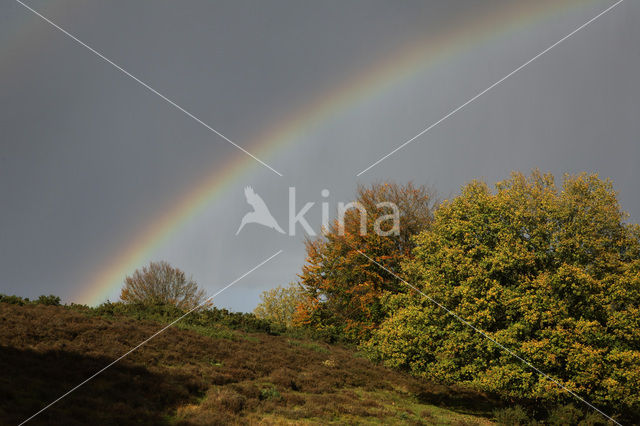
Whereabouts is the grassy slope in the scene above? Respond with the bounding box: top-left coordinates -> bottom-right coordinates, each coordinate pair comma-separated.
0,303 -> 497,425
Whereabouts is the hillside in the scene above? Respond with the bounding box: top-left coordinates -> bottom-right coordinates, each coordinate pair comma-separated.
0,302 -> 496,425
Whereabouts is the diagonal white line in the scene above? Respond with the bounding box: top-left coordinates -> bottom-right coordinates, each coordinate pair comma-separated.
353,248 -> 621,425
15,0 -> 283,177
356,0 -> 624,176
19,249 -> 283,425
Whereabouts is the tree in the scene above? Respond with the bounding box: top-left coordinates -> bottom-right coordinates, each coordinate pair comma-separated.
120,261 -> 207,310
295,182 -> 438,341
365,171 -> 640,417
254,283 -> 305,327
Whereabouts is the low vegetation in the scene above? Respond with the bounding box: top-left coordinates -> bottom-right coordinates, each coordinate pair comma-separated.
1,299 -> 498,425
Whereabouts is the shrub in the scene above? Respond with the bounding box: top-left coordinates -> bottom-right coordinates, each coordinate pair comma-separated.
259,386 -> 281,401
92,300 -> 275,335
547,404 -> 585,425
0,294 -> 28,305
36,295 -> 61,306
203,388 -> 246,414
493,405 -> 532,425
0,294 -> 60,306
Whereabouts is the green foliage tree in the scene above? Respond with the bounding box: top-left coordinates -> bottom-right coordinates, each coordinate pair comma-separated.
120,261 -> 207,310
295,182 -> 437,342
364,171 -> 640,417
254,283 -> 305,328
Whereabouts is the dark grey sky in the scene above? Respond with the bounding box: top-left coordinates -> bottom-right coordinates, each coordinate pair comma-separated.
1,0 -> 638,311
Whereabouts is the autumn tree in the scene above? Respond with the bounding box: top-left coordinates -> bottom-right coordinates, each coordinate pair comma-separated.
254,283 -> 306,328
365,171 -> 640,418
120,261 -> 207,310
295,182 -> 438,341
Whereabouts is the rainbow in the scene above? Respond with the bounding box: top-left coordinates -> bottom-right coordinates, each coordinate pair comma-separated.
9,0 -> 600,304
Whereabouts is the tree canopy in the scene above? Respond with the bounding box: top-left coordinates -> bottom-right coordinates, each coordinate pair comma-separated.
254,283 -> 305,328
295,182 -> 438,341
364,171 -> 640,416
120,261 -> 208,310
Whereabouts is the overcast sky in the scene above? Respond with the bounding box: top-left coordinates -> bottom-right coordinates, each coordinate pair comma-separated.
1,0 -> 638,311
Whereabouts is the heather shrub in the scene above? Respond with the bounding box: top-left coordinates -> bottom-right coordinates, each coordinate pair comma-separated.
92,300 -> 275,334
0,294 -> 60,306
0,294 -> 28,305
35,295 -> 61,306
493,406 -> 532,425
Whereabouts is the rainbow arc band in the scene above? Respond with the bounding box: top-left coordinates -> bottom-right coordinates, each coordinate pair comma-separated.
59,0 -> 599,305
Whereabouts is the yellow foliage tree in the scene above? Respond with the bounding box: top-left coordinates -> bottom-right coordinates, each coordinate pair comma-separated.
254,283 -> 305,327
365,171 -> 640,419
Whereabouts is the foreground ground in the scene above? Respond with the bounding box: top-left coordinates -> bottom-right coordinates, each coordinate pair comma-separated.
0,302 -> 498,425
